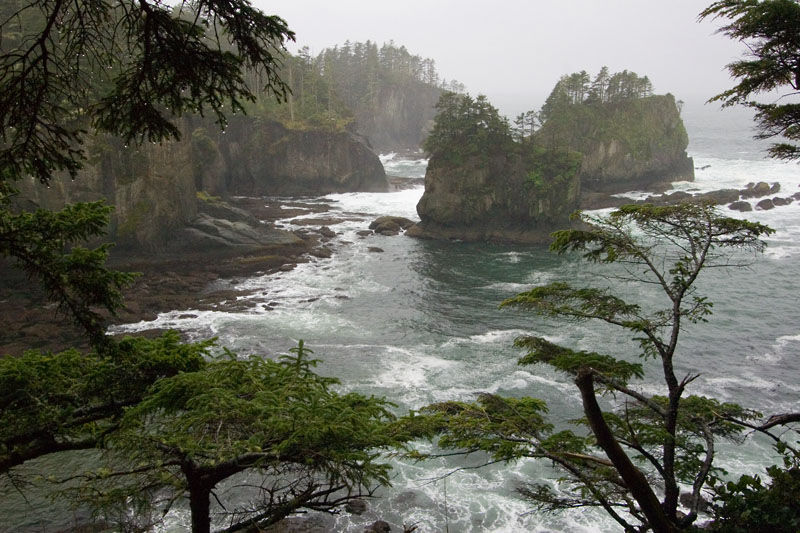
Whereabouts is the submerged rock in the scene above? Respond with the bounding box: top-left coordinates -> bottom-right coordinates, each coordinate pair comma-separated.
364,521 -> 392,533
309,246 -> 333,259
345,499 -> 368,515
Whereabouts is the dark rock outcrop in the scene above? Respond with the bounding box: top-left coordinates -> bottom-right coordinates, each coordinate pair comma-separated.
413,151 -> 581,243
15,117 -> 388,251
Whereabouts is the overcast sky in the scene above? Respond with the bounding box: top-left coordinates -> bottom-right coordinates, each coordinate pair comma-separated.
258,1 -> 745,118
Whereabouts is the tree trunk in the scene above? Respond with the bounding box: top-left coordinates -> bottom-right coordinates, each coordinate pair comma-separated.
576,369 -> 677,533
189,482 -> 212,533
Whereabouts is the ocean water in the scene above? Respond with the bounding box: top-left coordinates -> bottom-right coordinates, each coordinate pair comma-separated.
9,103 -> 800,532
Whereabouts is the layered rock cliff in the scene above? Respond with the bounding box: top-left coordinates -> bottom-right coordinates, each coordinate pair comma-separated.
538,94 -> 694,194
16,117 -> 388,251
217,117 -> 387,197
353,83 -> 442,152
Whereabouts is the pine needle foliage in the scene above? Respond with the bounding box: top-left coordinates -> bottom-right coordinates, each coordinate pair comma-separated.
0,331 -> 210,475
700,0 -> 800,161
66,341 -> 407,533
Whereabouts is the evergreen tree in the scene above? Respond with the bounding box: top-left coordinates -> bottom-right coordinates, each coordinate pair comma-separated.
406,203 -> 781,532
64,342 -> 405,533
700,0 -> 800,161
423,92 -> 512,158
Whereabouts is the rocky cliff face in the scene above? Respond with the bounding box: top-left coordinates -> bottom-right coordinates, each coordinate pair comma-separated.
412,94 -> 695,243
539,94 -> 694,194
217,117 -> 388,196
15,117 -> 387,250
354,83 -> 442,152
412,150 -> 581,243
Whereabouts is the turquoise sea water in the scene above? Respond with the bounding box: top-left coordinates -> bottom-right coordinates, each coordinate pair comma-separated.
7,103 -> 800,532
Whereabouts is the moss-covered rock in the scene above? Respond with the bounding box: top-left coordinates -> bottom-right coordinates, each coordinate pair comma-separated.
414,146 -> 582,243
538,94 -> 694,193
413,93 -> 694,243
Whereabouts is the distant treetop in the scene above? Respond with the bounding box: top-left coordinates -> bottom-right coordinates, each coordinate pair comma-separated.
249,40 -> 465,129
541,67 -> 655,121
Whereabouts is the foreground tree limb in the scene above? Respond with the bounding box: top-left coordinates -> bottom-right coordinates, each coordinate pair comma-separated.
576,368 -> 676,533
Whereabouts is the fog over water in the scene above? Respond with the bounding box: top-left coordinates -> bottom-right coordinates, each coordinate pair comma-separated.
263,0 -> 748,116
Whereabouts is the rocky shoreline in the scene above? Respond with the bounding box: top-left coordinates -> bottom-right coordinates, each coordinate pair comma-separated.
5,175 -> 796,356
0,197 -> 343,355
580,179 -> 797,211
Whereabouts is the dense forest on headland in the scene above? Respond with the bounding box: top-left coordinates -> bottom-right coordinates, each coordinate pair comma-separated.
255,40 -> 461,128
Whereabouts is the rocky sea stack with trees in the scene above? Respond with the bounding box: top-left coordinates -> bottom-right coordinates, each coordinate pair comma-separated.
410,68 -> 695,243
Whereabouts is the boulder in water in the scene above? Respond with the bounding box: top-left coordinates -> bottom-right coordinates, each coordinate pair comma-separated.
309,246 -> 333,258
728,200 -> 753,212
741,181 -> 772,199
370,216 -> 416,232
697,188 -> 740,205
756,198 -> 775,210
345,499 -> 368,515
364,521 -> 392,533
772,196 -> 792,207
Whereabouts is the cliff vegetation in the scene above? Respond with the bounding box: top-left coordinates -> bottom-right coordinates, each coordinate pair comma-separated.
413,92 -> 582,242
250,40 -> 458,151
537,68 -> 693,193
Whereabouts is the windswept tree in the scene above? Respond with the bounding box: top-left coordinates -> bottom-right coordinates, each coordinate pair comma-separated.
700,0 -> 800,161
406,203 -> 787,532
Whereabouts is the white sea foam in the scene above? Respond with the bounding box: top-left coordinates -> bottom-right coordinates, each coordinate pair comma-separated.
747,332 -> 800,363
482,281 -> 531,293
468,329 -> 527,345
379,152 -> 397,163
324,187 -> 424,220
